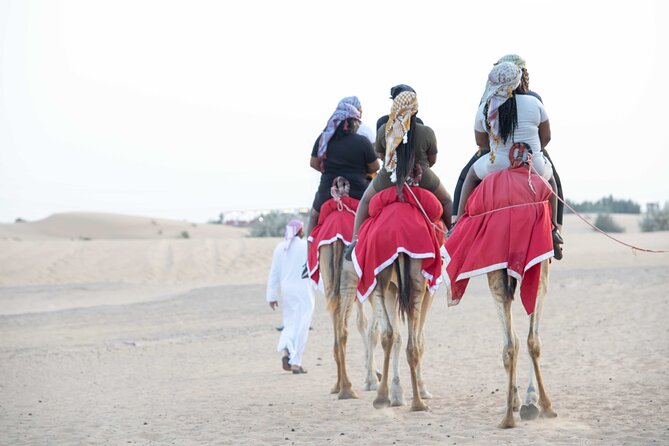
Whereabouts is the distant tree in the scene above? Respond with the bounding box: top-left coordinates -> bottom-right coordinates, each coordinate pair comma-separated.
594,213 -> 624,233
640,202 -> 669,232
567,195 -> 641,214
249,211 -> 306,237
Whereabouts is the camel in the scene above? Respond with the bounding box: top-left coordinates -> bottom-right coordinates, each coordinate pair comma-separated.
486,260 -> 557,428
350,184 -> 443,411
444,165 -> 559,428
318,240 -> 378,399
366,254 -> 433,411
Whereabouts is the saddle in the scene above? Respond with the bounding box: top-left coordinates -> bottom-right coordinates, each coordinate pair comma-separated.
352,185 -> 444,302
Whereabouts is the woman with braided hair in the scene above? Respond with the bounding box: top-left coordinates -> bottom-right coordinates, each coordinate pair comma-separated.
452,54 -> 565,229
456,61 -> 564,259
346,90 -> 453,259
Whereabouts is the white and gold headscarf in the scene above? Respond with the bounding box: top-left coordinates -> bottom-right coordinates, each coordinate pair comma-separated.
384,91 -> 418,181
482,62 -> 522,146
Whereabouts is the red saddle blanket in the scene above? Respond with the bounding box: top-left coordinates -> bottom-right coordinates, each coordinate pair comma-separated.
352,186 -> 444,302
307,197 -> 359,288
444,167 -> 553,315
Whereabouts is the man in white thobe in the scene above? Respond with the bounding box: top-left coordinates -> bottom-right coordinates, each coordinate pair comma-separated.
267,220 -> 314,374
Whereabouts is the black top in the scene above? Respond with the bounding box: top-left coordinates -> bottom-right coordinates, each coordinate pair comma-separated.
311,133 -> 377,199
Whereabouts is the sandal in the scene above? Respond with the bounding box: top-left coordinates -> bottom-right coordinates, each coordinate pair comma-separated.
301,262 -> 308,279
282,355 -> 291,371
552,227 -> 564,261
292,366 -> 308,374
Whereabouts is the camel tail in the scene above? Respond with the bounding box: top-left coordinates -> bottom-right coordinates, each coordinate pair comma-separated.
396,253 -> 413,321
325,240 -> 345,314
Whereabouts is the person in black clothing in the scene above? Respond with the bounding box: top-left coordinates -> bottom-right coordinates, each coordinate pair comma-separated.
307,96 -> 380,245
452,55 -> 565,228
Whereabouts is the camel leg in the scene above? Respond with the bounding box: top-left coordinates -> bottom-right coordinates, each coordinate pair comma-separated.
407,262 -> 429,412
336,289 -> 358,400
416,288 -> 433,400
362,300 -> 380,391
372,281 -> 393,409
387,291 -> 405,407
489,271 -> 519,428
330,310 -> 342,395
522,261 -> 557,419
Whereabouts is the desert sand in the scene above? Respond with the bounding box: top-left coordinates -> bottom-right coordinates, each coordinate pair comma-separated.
1,212 -> 668,445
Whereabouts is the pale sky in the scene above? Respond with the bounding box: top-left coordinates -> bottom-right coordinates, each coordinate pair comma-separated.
1,0 -> 668,223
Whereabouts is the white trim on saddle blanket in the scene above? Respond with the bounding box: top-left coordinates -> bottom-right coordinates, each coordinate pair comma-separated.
443,168 -> 554,314
350,186 -> 445,304
443,250 -> 553,308
307,233 -> 353,290
353,247 -> 442,302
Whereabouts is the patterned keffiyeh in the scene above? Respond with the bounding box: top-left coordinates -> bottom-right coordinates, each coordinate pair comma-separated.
482,62 -> 522,146
317,96 -> 362,163
384,91 -> 418,182
496,54 -> 526,69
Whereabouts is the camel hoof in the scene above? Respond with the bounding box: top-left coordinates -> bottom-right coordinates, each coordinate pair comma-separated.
419,389 -> 433,400
519,404 -> 539,420
373,396 -> 391,409
390,396 -> 405,407
338,388 -> 359,400
410,401 -> 429,412
498,415 -> 516,429
363,381 -> 379,391
540,407 -> 558,418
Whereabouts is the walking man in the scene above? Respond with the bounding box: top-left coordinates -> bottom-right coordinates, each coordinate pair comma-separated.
267,219 -> 314,374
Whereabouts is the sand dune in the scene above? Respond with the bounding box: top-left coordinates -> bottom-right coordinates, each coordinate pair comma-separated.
0,212 -> 247,240
1,212 -> 668,444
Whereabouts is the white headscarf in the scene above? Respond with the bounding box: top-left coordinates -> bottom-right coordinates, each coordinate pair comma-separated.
283,219 -> 304,251
482,62 -> 522,146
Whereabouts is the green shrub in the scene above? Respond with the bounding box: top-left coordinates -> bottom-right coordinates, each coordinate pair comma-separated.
640,202 -> 669,232
180,230 -> 190,239
249,212 -> 306,237
594,213 -> 624,233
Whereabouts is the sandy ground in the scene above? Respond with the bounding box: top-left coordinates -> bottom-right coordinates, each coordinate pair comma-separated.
1,212 -> 668,445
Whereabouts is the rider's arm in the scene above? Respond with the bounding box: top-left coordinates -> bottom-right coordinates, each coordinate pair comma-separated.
539,120 -> 551,149
367,159 -> 381,173
475,131 -> 489,150
310,156 -> 320,172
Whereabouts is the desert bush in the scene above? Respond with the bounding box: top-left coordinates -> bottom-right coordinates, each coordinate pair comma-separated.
640,202 -> 669,232
249,212 -> 305,237
567,195 -> 641,214
180,230 -> 190,239
594,213 -> 624,233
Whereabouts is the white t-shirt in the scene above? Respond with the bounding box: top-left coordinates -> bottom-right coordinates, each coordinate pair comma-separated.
474,94 -> 548,155
473,94 -> 552,180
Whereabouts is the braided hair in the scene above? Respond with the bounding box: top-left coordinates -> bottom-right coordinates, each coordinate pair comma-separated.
394,114 -> 417,201
483,90 -> 518,144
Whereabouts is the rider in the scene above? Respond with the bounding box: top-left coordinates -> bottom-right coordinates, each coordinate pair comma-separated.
452,54 -> 564,229
376,84 -> 424,131
307,96 -> 381,268
346,91 -> 452,259
456,61 -> 564,259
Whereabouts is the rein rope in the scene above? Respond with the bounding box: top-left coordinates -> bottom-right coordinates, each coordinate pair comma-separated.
526,162 -> 669,254
403,182 -> 448,236
330,180 -> 356,216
